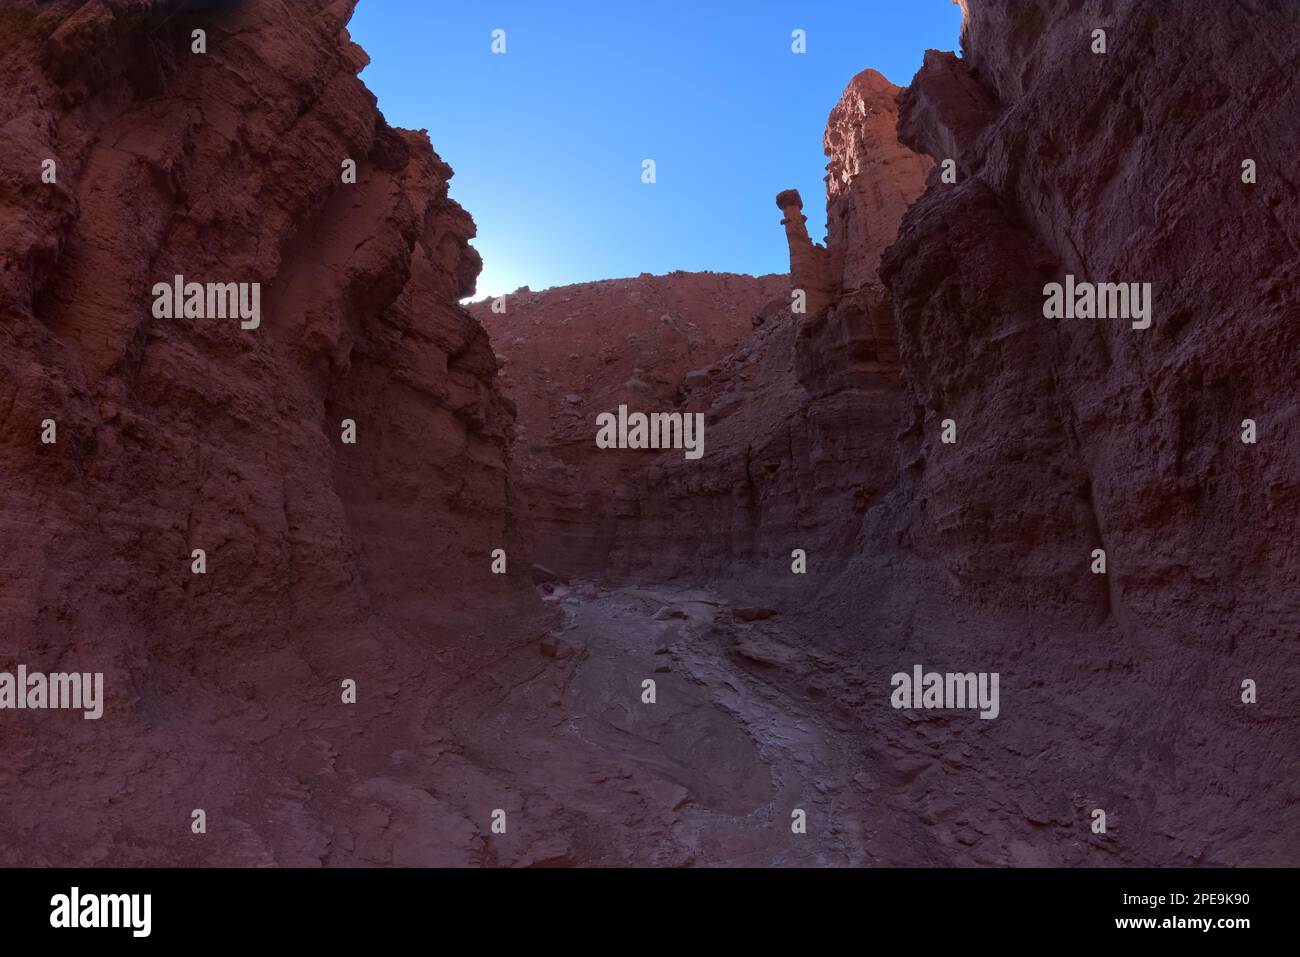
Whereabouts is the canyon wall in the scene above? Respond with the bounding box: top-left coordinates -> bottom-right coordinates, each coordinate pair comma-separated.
471,72 -> 931,598
2,0 -> 1294,868
473,272 -> 788,576
475,69 -> 931,593
0,0 -> 540,865
885,0 -> 1300,623
820,0 -> 1299,865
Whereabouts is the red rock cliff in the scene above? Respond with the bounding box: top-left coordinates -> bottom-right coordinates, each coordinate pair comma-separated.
837,0 -> 1300,864
3,0 -> 1295,869
473,272 -> 788,577
474,66 -> 931,593
824,69 -> 934,294
0,0 -> 538,865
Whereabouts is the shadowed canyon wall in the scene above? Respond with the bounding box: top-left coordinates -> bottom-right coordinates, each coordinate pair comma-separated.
0,0 -> 540,865
833,0 -> 1300,863
473,272 -> 789,577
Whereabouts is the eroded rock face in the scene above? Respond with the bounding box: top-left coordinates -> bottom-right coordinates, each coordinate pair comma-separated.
824,69 -> 934,293
884,0 -> 1300,652
849,0 -> 1300,864
775,70 -> 931,314
480,66 -> 931,595
5,0 -> 1294,870
472,272 -> 788,577
478,0 -> 1300,867
0,0 -> 538,865
595,281 -> 906,595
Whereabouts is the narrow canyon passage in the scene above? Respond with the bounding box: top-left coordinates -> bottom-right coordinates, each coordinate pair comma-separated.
3,0 -> 1295,873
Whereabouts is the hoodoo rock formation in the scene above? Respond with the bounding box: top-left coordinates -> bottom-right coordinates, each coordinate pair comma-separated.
775,189 -> 833,316
775,70 -> 932,316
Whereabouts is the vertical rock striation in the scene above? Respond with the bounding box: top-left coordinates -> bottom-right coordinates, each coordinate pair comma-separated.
837,0 -> 1300,864
0,0 -> 536,865
823,69 -> 934,294
4,0 -> 1294,868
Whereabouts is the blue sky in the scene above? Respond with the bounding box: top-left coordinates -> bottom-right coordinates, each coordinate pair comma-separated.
349,1 -> 962,299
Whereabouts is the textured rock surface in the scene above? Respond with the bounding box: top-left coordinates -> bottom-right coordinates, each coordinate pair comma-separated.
853,0 -> 1300,864
3,0 -> 1296,869
479,0 -> 1300,866
0,0 -> 542,865
774,70 -> 930,314
462,60 -> 929,621
604,281 -> 907,595
824,69 -> 934,293
476,66 -> 930,593
472,272 -> 788,577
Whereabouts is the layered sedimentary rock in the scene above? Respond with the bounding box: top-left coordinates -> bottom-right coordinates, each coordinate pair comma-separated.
775,189 -> 834,316
4,0 -> 1295,870
0,0 -> 540,865
823,69 -> 934,293
472,272 -> 787,576
478,66 -> 930,592
880,0 -> 1300,669
597,282 -> 904,592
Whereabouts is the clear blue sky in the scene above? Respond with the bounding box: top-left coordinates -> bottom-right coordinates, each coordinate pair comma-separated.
349,1 -> 962,299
